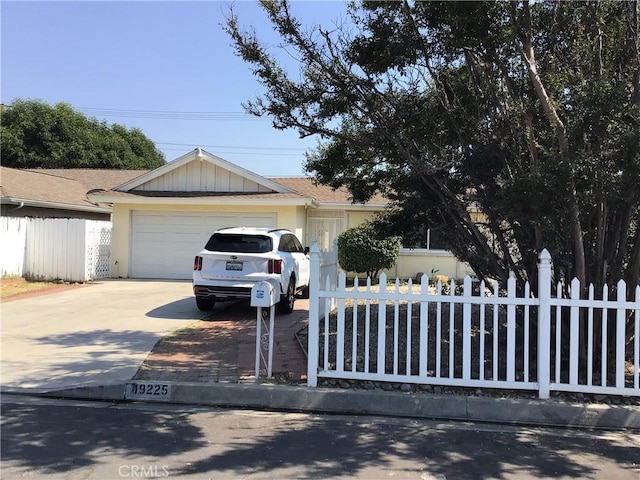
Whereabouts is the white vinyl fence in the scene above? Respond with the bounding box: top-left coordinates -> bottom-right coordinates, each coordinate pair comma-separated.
307,241 -> 640,399
1,217 -> 112,282
1,217 -> 27,277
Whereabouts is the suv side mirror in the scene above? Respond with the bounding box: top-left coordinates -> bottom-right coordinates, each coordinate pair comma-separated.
304,246 -> 310,254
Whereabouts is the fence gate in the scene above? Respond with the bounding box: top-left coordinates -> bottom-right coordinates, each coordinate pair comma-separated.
86,220 -> 112,280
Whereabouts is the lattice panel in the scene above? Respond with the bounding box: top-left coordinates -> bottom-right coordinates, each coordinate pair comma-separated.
86,225 -> 112,280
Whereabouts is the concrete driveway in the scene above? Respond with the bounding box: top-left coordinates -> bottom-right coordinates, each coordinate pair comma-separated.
1,280 -> 203,393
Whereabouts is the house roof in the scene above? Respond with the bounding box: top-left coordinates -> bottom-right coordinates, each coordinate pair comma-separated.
0,167 -> 142,213
270,177 -> 387,206
2,151 -> 388,211
86,149 -> 388,208
30,168 -> 147,192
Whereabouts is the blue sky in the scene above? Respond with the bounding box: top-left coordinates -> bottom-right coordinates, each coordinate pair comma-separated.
1,1 -> 349,176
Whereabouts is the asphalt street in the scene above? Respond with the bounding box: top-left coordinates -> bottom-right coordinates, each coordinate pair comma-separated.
2,394 -> 639,480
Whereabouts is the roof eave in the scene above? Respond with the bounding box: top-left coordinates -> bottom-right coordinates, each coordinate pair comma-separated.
0,197 -> 112,214
314,202 -> 388,210
87,193 -> 318,207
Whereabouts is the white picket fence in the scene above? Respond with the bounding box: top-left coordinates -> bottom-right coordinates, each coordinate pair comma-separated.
307,242 -> 640,399
1,217 -> 112,282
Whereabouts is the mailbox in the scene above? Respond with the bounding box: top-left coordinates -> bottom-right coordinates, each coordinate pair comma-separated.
252,280 -> 279,380
250,280 -> 279,308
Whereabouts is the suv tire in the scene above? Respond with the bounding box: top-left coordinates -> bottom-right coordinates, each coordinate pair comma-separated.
196,297 -> 215,311
278,277 -> 295,314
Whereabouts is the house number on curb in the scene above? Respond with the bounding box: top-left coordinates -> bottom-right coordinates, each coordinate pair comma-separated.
125,382 -> 171,401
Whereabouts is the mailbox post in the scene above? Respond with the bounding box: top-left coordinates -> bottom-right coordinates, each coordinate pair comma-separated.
250,280 -> 279,379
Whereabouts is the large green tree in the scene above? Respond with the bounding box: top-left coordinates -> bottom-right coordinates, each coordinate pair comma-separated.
226,0 -> 640,293
1,99 -> 165,169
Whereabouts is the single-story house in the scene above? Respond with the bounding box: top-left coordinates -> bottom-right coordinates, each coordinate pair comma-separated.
87,148 -> 473,281
0,166 -> 147,220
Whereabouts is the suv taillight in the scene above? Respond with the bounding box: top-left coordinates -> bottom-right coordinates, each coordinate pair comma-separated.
194,256 -> 203,271
268,259 -> 282,274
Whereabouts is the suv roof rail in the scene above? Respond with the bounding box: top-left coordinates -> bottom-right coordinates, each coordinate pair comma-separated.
213,226 -> 291,234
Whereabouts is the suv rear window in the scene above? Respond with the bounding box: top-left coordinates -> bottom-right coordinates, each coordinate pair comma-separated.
204,234 -> 273,253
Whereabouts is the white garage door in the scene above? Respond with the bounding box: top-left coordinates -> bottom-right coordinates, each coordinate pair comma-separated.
130,211 -> 277,279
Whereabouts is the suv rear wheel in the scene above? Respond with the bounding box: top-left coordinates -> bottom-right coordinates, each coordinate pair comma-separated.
196,297 -> 215,311
278,277 -> 295,314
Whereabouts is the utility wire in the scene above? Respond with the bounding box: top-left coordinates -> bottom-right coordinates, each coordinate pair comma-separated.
2,103 -> 267,121
156,142 -> 305,152
160,147 -> 303,157
75,107 -> 310,156
76,107 -> 266,121
3,103 -> 311,156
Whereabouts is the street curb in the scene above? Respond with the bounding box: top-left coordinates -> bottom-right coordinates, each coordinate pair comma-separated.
1,384 -> 126,401
37,382 -> 640,431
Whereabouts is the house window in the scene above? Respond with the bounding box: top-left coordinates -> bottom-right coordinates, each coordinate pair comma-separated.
403,225 -> 447,251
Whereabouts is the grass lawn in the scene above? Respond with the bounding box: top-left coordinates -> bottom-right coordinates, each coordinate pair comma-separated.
1,277 -> 64,299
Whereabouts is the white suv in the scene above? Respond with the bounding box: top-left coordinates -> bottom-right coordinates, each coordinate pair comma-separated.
193,227 -> 310,313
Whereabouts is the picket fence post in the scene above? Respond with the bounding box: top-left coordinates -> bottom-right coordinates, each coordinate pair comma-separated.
537,249 -> 552,399
307,236 -> 320,387
615,280 -> 627,388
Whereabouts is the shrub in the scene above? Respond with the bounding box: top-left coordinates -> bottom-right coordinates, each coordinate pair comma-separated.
337,224 -> 400,279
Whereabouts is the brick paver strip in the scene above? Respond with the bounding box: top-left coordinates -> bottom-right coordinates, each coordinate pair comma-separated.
134,299 -> 309,384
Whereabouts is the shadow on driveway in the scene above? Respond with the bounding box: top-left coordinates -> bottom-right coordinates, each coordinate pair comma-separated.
33,329 -> 168,351
145,296 -> 204,320
145,296 -> 250,320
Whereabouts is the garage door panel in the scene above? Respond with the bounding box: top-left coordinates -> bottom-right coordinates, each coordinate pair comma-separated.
131,211 -> 276,279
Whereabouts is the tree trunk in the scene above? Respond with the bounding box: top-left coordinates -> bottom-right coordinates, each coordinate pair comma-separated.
516,1 -> 587,288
